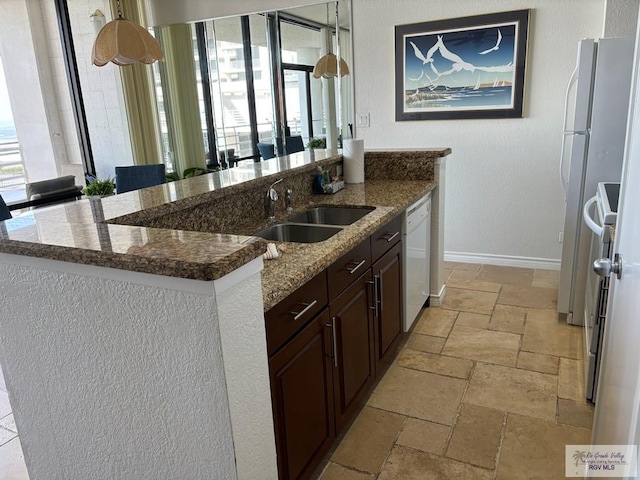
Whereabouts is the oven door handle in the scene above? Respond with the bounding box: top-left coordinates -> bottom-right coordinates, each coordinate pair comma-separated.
583,196 -> 603,237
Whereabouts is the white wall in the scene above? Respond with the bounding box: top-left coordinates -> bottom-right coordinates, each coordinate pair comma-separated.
149,0 -> 325,26
352,0 -> 606,264
603,0 -> 640,37
0,255 -> 238,479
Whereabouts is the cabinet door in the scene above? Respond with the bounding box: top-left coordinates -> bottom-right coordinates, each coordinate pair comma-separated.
373,241 -> 403,367
269,309 -> 335,480
330,271 -> 376,431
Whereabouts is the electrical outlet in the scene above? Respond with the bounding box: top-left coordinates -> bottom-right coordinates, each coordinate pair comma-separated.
559,231 -> 564,243
356,112 -> 370,128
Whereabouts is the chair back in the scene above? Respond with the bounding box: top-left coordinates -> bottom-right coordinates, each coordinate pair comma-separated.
115,164 -> 166,194
257,142 -> 276,160
25,175 -> 81,201
276,136 -> 305,155
0,194 -> 11,221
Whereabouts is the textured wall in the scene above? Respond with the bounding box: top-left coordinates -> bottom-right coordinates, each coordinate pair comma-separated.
215,259 -> 278,480
352,0 -> 606,264
0,255 -> 237,480
603,0 -> 639,37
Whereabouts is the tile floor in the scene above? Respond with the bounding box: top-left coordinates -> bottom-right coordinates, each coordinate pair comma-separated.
0,263 -> 593,479
318,262 -> 594,480
0,363 -> 28,480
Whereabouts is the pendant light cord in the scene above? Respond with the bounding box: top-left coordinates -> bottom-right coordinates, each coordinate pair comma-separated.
115,0 -> 123,19
325,4 -> 332,54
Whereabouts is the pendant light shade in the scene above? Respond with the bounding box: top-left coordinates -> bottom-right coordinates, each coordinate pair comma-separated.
92,2 -> 163,67
313,2 -> 349,79
313,53 -> 349,79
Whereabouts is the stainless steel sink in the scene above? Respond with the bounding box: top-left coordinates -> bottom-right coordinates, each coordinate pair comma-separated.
254,223 -> 343,243
287,206 -> 375,225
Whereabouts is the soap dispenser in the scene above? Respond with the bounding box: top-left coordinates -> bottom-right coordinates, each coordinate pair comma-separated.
313,166 -> 324,194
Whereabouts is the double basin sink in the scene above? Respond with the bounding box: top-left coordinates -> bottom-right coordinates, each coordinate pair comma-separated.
255,206 -> 375,243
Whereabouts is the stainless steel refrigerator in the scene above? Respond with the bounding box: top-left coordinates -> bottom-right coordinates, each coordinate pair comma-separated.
558,37 -> 634,326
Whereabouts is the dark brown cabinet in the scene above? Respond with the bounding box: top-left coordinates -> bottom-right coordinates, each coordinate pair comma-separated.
372,241 -> 403,368
329,270 -> 375,431
267,214 -> 405,480
269,309 -> 335,480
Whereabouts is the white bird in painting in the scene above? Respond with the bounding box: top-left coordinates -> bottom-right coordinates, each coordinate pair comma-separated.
479,29 -> 502,55
408,70 -> 424,82
435,35 -> 475,72
409,40 -> 438,65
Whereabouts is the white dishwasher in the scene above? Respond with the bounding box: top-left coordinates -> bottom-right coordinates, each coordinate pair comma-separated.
403,192 -> 431,332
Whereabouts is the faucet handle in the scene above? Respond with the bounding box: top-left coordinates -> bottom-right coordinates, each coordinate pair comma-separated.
286,188 -> 293,211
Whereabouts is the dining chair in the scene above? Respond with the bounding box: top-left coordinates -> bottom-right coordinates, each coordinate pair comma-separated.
25,175 -> 83,207
115,164 -> 166,194
257,142 -> 276,160
276,135 -> 305,155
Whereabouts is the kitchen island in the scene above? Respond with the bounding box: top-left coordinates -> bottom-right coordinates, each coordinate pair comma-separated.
0,148 -> 449,479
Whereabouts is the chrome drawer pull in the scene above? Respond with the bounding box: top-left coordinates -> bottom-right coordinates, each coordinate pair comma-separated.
346,259 -> 366,274
291,300 -> 318,321
384,231 -> 400,243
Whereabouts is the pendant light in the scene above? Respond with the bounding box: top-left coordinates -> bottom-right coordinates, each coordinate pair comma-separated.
313,3 -> 349,79
92,0 -> 163,67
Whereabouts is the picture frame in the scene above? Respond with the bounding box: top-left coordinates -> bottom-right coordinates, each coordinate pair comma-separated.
395,10 -> 530,121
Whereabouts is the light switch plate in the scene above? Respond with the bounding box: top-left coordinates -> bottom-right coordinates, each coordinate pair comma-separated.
356,112 -> 370,128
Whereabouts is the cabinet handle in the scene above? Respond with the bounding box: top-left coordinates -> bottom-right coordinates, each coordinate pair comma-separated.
325,322 -> 334,360
290,300 -> 318,321
345,259 -> 366,275
384,231 -> 400,243
331,316 -> 339,368
378,273 -> 384,313
368,279 -> 378,317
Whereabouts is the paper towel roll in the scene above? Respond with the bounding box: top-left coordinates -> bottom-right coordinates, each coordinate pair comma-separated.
343,139 -> 364,184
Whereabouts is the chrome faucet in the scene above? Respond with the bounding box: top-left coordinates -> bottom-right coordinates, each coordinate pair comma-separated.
265,178 -> 283,220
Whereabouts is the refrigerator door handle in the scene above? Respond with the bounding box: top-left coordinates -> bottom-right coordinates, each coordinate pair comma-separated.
562,66 -> 579,132
583,195 -> 604,237
558,65 -> 584,199
560,66 -> 579,196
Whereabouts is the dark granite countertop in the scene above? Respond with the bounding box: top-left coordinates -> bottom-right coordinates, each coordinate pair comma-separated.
0,148 -> 448,289
255,180 -> 436,310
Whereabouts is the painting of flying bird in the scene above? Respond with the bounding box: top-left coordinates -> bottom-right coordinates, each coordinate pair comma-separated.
395,10 -> 529,120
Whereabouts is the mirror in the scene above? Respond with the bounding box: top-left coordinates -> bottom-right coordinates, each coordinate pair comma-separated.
135,1 -> 353,177
0,0 -> 352,192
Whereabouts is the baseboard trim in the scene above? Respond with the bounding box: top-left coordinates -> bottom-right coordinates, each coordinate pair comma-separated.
444,252 -> 560,270
429,284 -> 446,307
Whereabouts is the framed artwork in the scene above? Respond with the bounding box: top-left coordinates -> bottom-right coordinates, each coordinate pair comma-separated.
395,10 -> 530,120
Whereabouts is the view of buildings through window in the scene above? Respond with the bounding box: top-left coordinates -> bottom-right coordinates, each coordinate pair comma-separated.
154,10 -> 341,171
0,56 -> 23,202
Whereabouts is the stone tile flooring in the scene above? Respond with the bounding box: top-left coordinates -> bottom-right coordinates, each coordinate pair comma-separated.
0,263 -> 593,479
318,263 -> 594,480
0,367 -> 27,479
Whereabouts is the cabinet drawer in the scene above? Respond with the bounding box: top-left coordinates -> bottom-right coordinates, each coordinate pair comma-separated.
266,270 -> 328,356
327,239 -> 372,300
371,214 -> 402,263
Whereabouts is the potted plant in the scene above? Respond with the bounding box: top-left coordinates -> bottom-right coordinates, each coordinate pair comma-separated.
306,138 -> 326,149
83,177 -> 115,197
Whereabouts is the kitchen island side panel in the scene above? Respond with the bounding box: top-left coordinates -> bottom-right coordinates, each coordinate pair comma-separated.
0,254 -> 237,480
